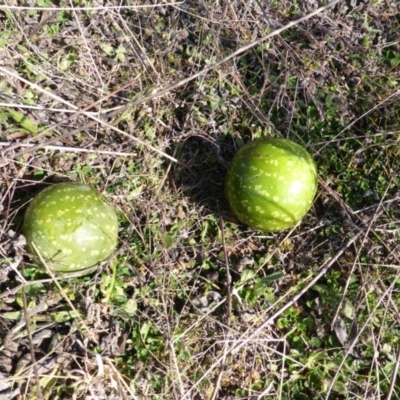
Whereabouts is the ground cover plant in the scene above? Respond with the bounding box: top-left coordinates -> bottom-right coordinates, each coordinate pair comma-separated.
0,0 -> 400,399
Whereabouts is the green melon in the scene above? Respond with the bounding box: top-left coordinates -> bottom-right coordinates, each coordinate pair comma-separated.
23,182 -> 118,277
225,138 -> 318,232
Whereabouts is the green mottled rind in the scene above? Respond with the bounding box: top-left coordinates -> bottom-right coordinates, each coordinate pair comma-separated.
225,138 -> 318,232
23,182 -> 118,276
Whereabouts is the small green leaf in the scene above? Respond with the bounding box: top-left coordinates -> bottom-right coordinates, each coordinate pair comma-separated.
101,44 -> 115,56
116,44 -> 127,62
51,310 -> 81,323
144,122 -> 155,140
124,298 -> 138,316
24,282 -> 45,296
140,322 -> 151,340
261,271 -> 285,286
3,311 -> 21,320
240,268 -> 255,283
5,108 -> 38,134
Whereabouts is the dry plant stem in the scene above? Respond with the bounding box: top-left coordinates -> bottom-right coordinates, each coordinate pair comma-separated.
315,87 -> 400,155
30,242 -> 98,345
105,359 -> 137,400
0,3 -> 183,11
5,247 -> 42,396
0,142 -> 138,157
0,70 -> 180,166
0,102 -> 123,114
0,278 -> 73,300
155,145 -> 179,194
314,130 -> 400,146
0,0 -> 342,168
256,382 -> 275,399
172,300 -> 227,344
325,276 -> 398,400
27,10 -> 58,38
220,211 -> 232,321
209,214 -> 232,400
0,112 -> 181,167
330,174 -> 395,329
69,4 -> 103,85
318,179 -> 363,226
0,72 -> 137,150
20,284 -> 43,400
112,0 -> 343,119
239,232 -> 362,346
386,345 -> 400,400
326,177 -> 400,398
183,229 -> 362,399
209,342 -> 227,400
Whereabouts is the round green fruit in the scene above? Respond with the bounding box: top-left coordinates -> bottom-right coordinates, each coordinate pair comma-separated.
225,138 -> 318,232
23,182 -> 118,277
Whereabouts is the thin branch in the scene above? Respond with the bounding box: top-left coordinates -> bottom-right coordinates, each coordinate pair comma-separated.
20,285 -> 44,400
183,228 -> 361,399
30,243 -> 99,345
210,211 -> 233,400
0,142 -> 138,157
0,3 -> 184,11
0,0 -> 342,168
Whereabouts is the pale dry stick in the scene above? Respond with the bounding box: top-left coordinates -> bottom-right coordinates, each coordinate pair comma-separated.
172,4 -> 235,24
370,289 -> 392,398
30,242 -> 98,344
168,339 -> 186,399
386,337 -> 400,400
330,174 -> 395,330
68,0 -> 104,86
313,130 -> 400,147
182,229 -> 362,399
0,142 -> 138,157
324,273 -> 400,400
209,213 -> 233,400
104,359 -> 139,400
257,381 -> 275,399
158,270 -> 185,399
0,67 -> 98,114
0,73 -> 137,154
209,334 -> 229,400
219,338 -> 303,369
20,286 -> 44,400
1,0 -> 342,167
0,3 -> 183,11
0,102 -> 122,114
172,299 -> 227,344
10,294 -> 61,337
113,12 -> 160,78
220,212 -> 232,321
354,263 -> 400,269
354,192 -> 400,215
228,69 -> 276,130
0,88 -> 180,166
314,87 -> 400,155
278,339 -> 286,400
0,278 -> 73,300
26,10 -> 59,39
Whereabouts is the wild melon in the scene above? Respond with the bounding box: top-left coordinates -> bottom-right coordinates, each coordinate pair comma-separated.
225,138 -> 318,232
23,182 -> 118,277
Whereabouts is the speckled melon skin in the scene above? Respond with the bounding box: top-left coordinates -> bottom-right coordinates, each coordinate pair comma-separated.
225,138 -> 318,232
23,182 -> 118,276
